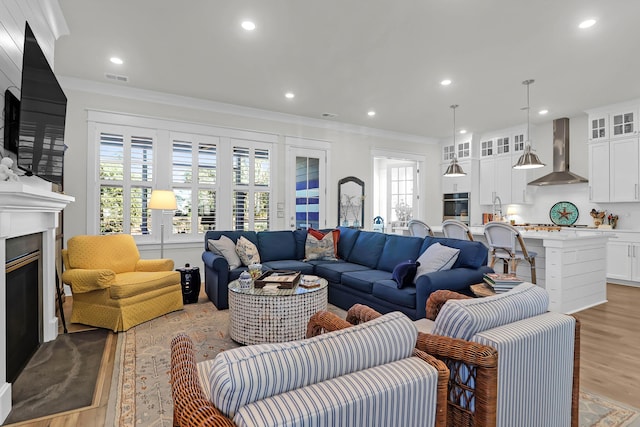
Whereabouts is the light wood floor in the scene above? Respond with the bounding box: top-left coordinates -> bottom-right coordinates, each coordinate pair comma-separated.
573,283 -> 640,409
5,283 -> 640,426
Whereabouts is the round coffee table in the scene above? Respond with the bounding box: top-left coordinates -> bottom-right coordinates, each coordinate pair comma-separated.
228,277 -> 328,345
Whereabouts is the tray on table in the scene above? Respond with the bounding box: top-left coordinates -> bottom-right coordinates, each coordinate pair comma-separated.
253,270 -> 301,289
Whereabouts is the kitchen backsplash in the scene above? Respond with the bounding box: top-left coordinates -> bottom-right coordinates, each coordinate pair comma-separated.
501,182 -> 640,230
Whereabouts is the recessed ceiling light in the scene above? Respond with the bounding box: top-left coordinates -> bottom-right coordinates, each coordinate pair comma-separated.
285,92 -> 295,99
579,19 -> 596,29
110,57 -> 123,65
241,21 -> 256,31
368,111 -> 376,117
440,79 -> 452,86
459,129 -> 467,134
538,109 -> 549,115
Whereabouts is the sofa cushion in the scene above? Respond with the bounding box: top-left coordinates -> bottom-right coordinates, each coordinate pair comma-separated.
208,236 -> 242,270
208,311 -> 418,417
377,235 -> 423,272
232,357 -> 439,427
293,229 -> 308,260
432,282 -> 549,340
261,260 -> 314,274
393,260 -> 420,288
304,232 -> 338,261
439,238 -> 488,269
336,227 -> 360,260
414,242 -> 460,282
258,231 -> 298,262
372,280 -> 417,309
110,271 -> 181,298
341,269 -> 393,294
314,262 -> 370,283
347,231 -> 387,269
236,236 -> 261,266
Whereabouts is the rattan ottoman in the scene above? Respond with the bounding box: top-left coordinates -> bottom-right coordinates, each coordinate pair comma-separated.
228,278 -> 328,345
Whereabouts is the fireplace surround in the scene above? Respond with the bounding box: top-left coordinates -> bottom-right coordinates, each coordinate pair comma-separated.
0,181 -> 73,423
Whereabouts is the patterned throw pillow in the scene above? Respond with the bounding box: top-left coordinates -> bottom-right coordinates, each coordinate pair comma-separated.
236,236 -> 261,266
207,236 -> 242,270
304,232 -> 337,261
307,228 -> 340,258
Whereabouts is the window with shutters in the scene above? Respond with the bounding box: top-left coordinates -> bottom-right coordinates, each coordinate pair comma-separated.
98,128 -> 155,235
232,142 -> 271,231
171,133 -> 219,237
89,111 -> 275,243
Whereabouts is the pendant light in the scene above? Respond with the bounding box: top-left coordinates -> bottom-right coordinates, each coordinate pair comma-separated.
513,79 -> 545,169
443,104 -> 466,177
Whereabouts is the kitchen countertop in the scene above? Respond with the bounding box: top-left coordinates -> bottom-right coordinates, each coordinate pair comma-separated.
431,225 -> 616,240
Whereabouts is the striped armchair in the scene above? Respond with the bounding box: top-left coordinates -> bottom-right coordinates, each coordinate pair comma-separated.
348,283 -> 581,427
171,311 -> 449,427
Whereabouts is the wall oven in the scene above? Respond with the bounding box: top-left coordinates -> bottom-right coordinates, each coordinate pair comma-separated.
443,192 -> 469,225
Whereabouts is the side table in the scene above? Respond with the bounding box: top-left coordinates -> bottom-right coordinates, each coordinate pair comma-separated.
228,278 -> 328,345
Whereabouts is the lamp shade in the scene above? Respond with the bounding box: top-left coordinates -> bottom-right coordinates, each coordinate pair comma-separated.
443,157 -> 466,177
149,190 -> 177,210
513,145 -> 545,169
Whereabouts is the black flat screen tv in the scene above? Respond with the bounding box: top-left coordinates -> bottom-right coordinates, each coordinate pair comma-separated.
7,22 -> 67,186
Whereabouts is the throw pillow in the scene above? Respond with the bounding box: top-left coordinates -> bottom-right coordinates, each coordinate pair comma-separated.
414,242 -> 460,283
392,260 -> 420,289
236,236 -> 261,266
308,228 -> 340,258
304,232 -> 337,261
207,236 -> 242,270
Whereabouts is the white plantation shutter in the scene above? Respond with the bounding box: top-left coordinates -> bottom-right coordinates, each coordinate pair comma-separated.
171,133 -> 219,235
98,129 -> 154,235
232,144 -> 271,231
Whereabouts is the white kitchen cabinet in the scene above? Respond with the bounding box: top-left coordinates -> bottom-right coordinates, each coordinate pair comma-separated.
609,108 -> 638,139
441,160 -> 471,193
609,137 -> 639,202
442,140 -> 472,161
511,164 -> 530,204
607,239 -> 640,282
479,156 -> 512,205
588,113 -> 608,142
588,141 -> 610,202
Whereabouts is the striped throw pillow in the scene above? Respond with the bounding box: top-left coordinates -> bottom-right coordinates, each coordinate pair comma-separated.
432,282 -> 549,340
208,311 -> 417,417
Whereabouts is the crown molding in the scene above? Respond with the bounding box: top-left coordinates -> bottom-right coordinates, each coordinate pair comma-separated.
59,76 -> 437,145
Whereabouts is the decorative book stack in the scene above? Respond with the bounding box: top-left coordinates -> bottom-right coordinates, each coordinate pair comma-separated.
483,273 -> 523,293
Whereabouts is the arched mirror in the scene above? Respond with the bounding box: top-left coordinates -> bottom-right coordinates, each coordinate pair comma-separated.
338,176 -> 364,228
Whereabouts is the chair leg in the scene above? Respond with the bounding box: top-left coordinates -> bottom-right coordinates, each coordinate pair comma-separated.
529,257 -> 537,284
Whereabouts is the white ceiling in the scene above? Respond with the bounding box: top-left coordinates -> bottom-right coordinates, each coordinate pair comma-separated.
54,0 -> 640,140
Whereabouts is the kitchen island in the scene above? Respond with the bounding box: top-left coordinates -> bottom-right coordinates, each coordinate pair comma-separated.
432,226 -> 609,314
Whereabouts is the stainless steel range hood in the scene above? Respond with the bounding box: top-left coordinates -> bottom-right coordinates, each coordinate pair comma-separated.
528,117 -> 588,186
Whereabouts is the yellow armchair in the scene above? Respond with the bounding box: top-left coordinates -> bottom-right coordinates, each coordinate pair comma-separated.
62,234 -> 183,331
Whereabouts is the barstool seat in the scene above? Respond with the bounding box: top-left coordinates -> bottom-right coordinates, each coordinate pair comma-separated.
483,221 -> 537,284
442,219 -> 474,241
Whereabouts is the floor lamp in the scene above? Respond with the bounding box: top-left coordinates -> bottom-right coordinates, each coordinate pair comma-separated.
149,190 -> 177,258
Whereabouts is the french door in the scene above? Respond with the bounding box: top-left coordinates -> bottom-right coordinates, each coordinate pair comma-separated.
286,144 -> 328,230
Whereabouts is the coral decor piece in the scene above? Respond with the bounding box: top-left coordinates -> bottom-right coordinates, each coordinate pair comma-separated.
0,157 -> 19,181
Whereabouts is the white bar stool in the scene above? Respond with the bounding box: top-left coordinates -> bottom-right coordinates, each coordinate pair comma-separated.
483,221 -> 537,284
407,219 -> 434,237
442,219 -> 474,241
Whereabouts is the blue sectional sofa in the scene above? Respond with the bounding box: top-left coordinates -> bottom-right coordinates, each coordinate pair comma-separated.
202,227 -> 493,320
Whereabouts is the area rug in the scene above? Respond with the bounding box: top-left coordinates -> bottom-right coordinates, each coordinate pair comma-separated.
4,328 -> 113,425
109,301 -> 640,427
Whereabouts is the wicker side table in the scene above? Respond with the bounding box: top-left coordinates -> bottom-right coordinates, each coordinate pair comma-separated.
228,278 -> 328,345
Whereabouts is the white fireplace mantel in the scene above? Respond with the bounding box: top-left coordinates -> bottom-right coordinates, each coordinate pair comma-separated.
0,180 -> 74,423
